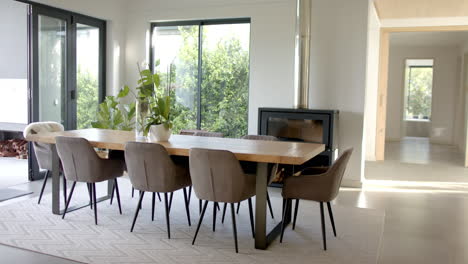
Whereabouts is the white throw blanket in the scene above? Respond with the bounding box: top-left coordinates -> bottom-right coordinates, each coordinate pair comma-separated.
23,122 -> 64,138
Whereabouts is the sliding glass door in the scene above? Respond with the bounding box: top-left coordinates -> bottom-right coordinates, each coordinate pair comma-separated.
75,21 -> 104,129
28,4 -> 105,180
37,14 -> 67,125
30,5 -> 105,130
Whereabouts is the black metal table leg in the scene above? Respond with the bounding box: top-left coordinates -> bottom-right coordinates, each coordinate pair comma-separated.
255,162 -> 292,250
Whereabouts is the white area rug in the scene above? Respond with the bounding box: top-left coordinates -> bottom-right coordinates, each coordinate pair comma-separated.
0,182 -> 384,264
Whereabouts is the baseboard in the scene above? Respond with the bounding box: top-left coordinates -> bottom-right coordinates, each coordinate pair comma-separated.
385,138 -> 401,142
341,179 -> 362,188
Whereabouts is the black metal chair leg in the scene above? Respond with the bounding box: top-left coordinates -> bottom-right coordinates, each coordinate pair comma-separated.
327,202 -> 337,237
183,188 -> 191,226
216,203 -> 220,211
132,187 -> 134,198
139,191 -> 143,209
192,200 -> 208,245
248,198 -> 255,238
164,193 -> 171,239
110,184 -> 115,205
266,192 -> 274,219
62,181 -> 76,219
152,192 -> 156,221
293,199 -> 300,230
62,175 -> 67,205
221,203 -> 227,224
320,202 -> 327,250
37,170 -> 49,204
230,203 -> 239,253
130,191 -> 145,232
236,202 -> 241,214
213,202 -> 217,232
157,192 -> 161,202
188,186 -> 192,205
114,178 -> 122,215
199,199 -> 202,214
168,192 -> 174,214
280,198 -> 291,243
92,183 -> 98,225
87,183 -> 93,209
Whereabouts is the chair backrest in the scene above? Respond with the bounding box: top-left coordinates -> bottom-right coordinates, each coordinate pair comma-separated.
241,135 -> 278,141
23,122 -> 64,171
193,131 -> 224,138
125,142 -> 186,193
55,136 -> 102,182
324,148 -> 353,201
189,148 -> 251,203
241,134 -> 279,182
180,129 -> 205,136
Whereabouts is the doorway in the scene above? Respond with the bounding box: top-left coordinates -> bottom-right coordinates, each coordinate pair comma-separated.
28,3 -> 106,180
369,28 -> 468,182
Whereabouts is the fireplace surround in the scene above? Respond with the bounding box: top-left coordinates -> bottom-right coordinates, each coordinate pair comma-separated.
258,108 -> 339,184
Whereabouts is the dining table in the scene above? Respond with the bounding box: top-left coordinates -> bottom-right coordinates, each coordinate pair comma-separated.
26,128 -> 325,250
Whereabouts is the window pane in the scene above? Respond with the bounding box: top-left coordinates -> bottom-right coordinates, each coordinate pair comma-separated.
405,63 -> 433,120
153,25 -> 199,133
200,23 -> 250,138
38,15 -> 66,124
76,23 -> 100,129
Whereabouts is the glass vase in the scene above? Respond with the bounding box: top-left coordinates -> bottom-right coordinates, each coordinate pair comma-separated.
135,97 -> 150,139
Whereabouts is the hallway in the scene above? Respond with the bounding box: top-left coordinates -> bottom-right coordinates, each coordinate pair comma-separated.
366,137 -> 468,182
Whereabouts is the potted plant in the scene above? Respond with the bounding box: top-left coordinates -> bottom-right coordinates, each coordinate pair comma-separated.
146,96 -> 173,141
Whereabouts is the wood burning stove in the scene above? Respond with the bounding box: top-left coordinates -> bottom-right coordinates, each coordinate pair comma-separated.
258,108 -> 339,185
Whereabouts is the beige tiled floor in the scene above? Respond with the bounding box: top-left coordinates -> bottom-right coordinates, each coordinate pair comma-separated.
366,137 -> 468,182
361,137 -> 468,263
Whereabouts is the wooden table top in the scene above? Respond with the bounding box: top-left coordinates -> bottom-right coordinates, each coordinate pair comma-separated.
26,129 -> 325,165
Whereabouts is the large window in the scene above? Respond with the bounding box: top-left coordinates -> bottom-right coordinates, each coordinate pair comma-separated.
404,59 -> 434,121
150,19 -> 250,138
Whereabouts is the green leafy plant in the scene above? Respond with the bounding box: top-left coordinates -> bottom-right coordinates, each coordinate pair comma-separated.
91,85 -> 136,131
92,61 -> 171,133
145,96 -> 173,134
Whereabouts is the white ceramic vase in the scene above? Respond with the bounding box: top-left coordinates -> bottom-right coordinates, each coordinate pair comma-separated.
149,124 -> 172,141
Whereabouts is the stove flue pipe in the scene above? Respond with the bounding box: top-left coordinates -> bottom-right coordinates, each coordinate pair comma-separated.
293,0 -> 311,109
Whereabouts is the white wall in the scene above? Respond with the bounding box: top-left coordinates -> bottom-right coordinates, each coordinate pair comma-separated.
0,0 -> 28,124
0,0 -> 27,79
363,2 -> 381,161
32,0 -> 128,96
123,0 -> 296,135
309,0 -> 370,186
455,41 -> 468,153
386,45 -> 460,145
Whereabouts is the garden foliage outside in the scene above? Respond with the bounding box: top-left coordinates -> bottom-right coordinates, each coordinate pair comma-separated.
406,67 -> 433,120
83,24 -> 250,138
156,25 -> 250,138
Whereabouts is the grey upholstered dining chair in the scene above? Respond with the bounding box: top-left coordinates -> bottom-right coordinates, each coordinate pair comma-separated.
230,134 -> 278,220
125,142 -> 192,239
23,122 -> 67,204
192,131 -> 224,213
56,136 -> 125,225
280,148 -> 353,250
189,148 -> 256,253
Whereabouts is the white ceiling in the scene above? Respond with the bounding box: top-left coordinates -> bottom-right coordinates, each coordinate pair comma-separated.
390,31 -> 468,48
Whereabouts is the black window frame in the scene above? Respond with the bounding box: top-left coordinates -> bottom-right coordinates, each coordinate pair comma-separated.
149,18 -> 251,131
18,0 -> 106,180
